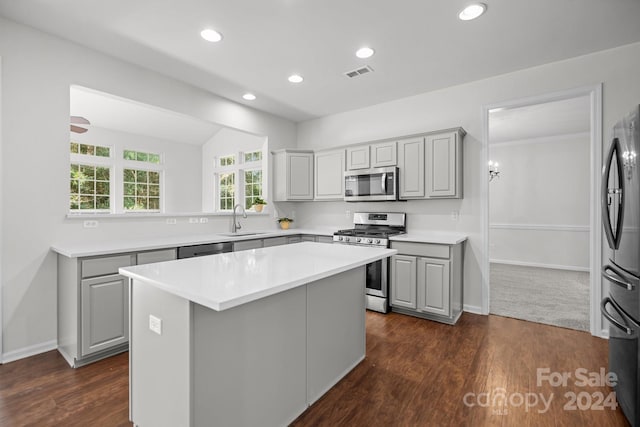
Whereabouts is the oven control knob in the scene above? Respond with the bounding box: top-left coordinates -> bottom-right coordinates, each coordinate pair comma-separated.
337,236 -> 343,241
356,237 -> 362,243
374,239 -> 380,244
367,238 -> 373,244
344,237 -> 350,243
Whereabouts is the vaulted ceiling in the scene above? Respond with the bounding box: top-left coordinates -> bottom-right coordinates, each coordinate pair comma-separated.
2,0 -> 640,122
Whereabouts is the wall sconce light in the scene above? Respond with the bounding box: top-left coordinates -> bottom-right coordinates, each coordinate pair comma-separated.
488,160 -> 500,181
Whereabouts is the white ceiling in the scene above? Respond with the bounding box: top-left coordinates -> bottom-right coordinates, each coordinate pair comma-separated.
3,0 -> 640,122
70,86 -> 222,145
489,96 -> 591,143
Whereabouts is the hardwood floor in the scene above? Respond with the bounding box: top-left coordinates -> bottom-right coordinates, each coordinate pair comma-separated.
0,313 -> 629,426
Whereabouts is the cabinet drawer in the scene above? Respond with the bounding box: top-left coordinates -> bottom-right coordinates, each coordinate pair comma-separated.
390,242 -> 449,259
137,249 -> 177,265
81,254 -> 135,278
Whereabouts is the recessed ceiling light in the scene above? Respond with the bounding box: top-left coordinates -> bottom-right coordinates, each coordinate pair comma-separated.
458,3 -> 487,21
356,47 -> 375,59
242,93 -> 256,101
200,28 -> 223,42
288,74 -> 304,83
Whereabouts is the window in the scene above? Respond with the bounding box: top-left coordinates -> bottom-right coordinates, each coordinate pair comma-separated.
219,154 -> 235,167
70,142 -> 110,157
69,140 -> 164,214
244,151 -> 262,163
244,169 -> 262,209
123,169 -> 161,211
214,150 -> 264,212
219,172 -> 235,211
123,149 -> 161,164
70,163 -> 111,211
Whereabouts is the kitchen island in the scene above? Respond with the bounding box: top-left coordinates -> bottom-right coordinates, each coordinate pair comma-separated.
119,242 -> 396,427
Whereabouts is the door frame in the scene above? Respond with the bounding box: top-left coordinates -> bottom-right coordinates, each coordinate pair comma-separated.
480,84 -> 604,337
0,56 -> 3,361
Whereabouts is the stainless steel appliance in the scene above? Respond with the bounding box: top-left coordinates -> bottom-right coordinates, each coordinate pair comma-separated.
177,242 -> 233,259
601,104 -> 640,427
333,212 -> 406,313
344,167 -> 398,201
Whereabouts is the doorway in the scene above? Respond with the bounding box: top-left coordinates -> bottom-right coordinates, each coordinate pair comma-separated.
482,86 -> 603,335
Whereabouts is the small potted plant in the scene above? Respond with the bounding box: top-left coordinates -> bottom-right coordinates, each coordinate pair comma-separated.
253,197 -> 267,212
277,217 -> 294,230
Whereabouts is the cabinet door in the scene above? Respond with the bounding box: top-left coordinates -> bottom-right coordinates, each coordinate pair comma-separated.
371,141 -> 397,167
288,153 -> 314,200
417,257 -> 450,316
315,235 -> 334,244
425,131 -> 457,197
390,255 -> 417,309
397,137 -> 425,198
81,274 -> 129,356
314,149 -> 345,200
346,146 -> 370,170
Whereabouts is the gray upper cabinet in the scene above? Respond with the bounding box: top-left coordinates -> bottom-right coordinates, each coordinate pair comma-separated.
370,141 -> 397,167
346,146 -> 370,170
272,149 -> 314,201
314,149 -> 345,200
425,129 -> 464,198
397,137 -> 425,198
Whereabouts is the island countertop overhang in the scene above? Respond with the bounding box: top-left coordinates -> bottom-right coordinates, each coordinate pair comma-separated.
119,242 -> 396,311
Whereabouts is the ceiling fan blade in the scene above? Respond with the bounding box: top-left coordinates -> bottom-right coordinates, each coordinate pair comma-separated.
70,124 -> 88,134
70,116 -> 90,125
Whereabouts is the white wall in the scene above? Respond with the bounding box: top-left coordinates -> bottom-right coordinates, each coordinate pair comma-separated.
202,127 -> 267,212
296,41 -> 640,312
0,17 -> 296,359
489,134 -> 590,270
73,126 -> 203,213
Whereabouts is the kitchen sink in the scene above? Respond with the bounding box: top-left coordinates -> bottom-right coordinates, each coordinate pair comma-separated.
217,231 -> 268,237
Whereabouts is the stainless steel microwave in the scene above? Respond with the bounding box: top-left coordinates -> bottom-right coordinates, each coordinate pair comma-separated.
344,167 -> 398,201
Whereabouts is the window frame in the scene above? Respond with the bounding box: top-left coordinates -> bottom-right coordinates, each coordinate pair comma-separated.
213,149 -> 266,213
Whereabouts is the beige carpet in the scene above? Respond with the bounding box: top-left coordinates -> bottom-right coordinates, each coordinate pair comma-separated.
489,263 -> 590,331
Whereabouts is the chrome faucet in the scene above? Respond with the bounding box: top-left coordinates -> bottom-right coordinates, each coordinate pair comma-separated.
232,204 -> 247,233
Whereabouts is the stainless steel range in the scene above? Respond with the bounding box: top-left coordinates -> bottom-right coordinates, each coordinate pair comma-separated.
333,212 -> 406,313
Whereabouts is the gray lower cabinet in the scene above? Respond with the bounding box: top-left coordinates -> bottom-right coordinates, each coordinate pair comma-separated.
389,241 -> 463,324
301,235 -> 334,243
263,236 -> 288,247
81,274 -> 129,356
57,248 -> 176,367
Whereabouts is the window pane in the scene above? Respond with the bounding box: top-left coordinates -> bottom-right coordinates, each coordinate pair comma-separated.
80,196 -> 94,209
136,152 -> 148,162
96,196 -> 110,209
123,168 -> 135,182
136,184 -> 148,196
95,146 -> 110,157
70,142 -> 79,154
80,165 -> 95,179
148,171 -> 160,184
124,197 -> 135,209
149,184 -> 159,197
149,154 -> 160,164
80,180 -> 94,194
148,198 -> 160,210
96,167 -> 110,181
96,181 -> 110,195
136,197 -> 148,209
136,170 -> 147,182
124,150 -> 136,160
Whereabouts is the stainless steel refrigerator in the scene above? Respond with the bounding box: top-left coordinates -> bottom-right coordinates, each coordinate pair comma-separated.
601,104 -> 640,427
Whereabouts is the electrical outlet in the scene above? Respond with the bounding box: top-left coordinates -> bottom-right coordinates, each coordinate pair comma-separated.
199,217 -> 208,223
149,315 -> 162,335
166,218 -> 177,225
83,220 -> 99,228
451,210 -> 460,221
189,217 -> 199,224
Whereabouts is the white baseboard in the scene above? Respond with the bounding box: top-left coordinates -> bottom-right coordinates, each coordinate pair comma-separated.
2,340 -> 57,364
490,259 -> 589,272
463,304 -> 484,315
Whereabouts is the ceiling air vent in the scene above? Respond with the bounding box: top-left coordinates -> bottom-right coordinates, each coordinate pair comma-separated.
344,65 -> 374,79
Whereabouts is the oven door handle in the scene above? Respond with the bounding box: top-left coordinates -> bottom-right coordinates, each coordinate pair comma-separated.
601,297 -> 633,335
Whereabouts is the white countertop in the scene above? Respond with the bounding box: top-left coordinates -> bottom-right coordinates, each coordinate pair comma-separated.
119,242 -> 396,311
390,231 -> 468,245
51,228 -> 335,258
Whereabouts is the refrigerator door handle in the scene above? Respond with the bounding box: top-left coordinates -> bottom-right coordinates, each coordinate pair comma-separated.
602,264 -> 637,291
601,297 -> 633,335
601,137 -> 625,250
